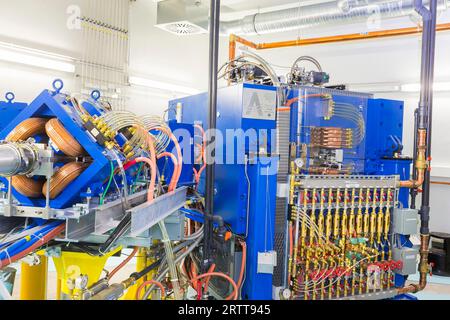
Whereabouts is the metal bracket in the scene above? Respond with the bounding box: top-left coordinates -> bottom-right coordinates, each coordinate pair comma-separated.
129,187 -> 187,236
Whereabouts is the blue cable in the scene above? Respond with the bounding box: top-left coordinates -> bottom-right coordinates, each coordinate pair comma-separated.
0,221 -> 63,260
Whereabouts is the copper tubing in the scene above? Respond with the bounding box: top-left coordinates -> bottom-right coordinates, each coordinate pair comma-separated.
42,162 -> 88,199
6,118 -> 48,142
399,129 -> 427,188
6,118 -> 48,198
397,234 -> 431,294
430,181 -> 450,186
45,118 -> 85,157
310,127 -> 352,149
228,23 -> 450,61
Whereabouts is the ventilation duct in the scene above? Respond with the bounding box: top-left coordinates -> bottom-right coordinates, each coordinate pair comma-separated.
220,0 -> 450,35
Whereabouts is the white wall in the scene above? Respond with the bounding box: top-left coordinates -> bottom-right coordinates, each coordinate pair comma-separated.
0,0 -> 449,232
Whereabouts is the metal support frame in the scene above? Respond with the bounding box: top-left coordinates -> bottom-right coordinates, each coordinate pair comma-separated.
204,0 -> 221,272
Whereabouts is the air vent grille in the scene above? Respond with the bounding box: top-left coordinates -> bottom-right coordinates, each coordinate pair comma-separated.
156,21 -> 207,36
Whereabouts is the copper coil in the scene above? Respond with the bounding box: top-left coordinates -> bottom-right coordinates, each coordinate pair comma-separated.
45,118 -> 85,157
42,162 -> 88,199
11,176 -> 44,198
6,118 -> 48,142
7,118 -> 48,198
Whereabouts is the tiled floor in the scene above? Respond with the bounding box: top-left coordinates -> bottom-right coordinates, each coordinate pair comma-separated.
407,273 -> 450,300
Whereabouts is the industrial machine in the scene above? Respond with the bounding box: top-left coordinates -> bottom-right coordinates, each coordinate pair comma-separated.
168,73 -> 418,300
0,0 -> 438,300
0,79 -> 201,300
0,62 -> 431,301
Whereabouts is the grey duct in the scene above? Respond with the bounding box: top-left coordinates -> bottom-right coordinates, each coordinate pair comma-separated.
220,0 -> 449,35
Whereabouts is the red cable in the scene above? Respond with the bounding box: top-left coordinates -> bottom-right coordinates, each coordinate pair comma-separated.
191,272 -> 239,300
107,247 -> 139,280
0,224 -> 65,269
136,279 -> 166,300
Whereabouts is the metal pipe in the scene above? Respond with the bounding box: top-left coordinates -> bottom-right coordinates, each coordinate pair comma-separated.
398,0 -> 437,295
228,23 -> 450,61
399,129 -> 426,188
0,143 -> 38,177
203,0 -> 221,273
410,108 -> 419,209
221,0 -> 449,35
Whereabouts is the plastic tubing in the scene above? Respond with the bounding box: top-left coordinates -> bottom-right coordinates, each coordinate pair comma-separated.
135,279 -> 166,300
111,151 -> 130,207
141,236 -> 203,300
193,125 -> 207,184
157,152 -> 179,192
154,126 -> 182,189
135,156 -> 156,202
190,272 -> 239,300
158,221 -> 182,300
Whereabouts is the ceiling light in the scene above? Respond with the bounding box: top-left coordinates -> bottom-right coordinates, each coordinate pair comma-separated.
0,42 -> 75,73
401,82 -> 450,92
129,76 -> 201,95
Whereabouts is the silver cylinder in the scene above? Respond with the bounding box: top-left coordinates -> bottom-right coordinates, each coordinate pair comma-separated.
0,143 -> 37,176
221,0 -> 450,35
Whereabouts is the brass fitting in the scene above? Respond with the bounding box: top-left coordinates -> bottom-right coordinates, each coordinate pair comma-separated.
399,129 -> 427,188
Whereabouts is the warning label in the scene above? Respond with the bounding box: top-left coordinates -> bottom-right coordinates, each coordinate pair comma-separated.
242,88 -> 277,120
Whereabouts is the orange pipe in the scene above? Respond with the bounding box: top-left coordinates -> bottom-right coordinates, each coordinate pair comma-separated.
229,34 -> 257,61
229,23 -> 450,61
430,181 -> 450,186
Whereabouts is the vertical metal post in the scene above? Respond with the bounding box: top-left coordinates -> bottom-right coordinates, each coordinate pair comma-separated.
203,0 -> 221,271
419,0 -> 437,235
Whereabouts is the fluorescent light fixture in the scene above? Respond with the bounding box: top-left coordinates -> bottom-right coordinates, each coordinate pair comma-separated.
129,76 -> 201,95
401,83 -> 421,92
0,42 -> 75,73
401,82 -> 450,92
347,83 -> 400,93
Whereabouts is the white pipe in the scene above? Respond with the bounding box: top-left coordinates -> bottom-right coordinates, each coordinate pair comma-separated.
221,0 -> 449,35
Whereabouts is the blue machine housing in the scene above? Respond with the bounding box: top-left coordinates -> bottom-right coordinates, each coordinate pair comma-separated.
0,88 -> 111,209
169,83 -> 278,234
170,84 -> 279,300
0,92 -> 27,130
157,120 -> 195,187
172,83 -> 414,299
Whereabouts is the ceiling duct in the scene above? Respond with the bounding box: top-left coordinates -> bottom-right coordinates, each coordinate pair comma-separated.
155,0 -> 209,35
220,0 -> 450,35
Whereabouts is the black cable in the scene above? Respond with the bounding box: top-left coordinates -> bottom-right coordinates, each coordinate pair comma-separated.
129,259 -> 162,281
